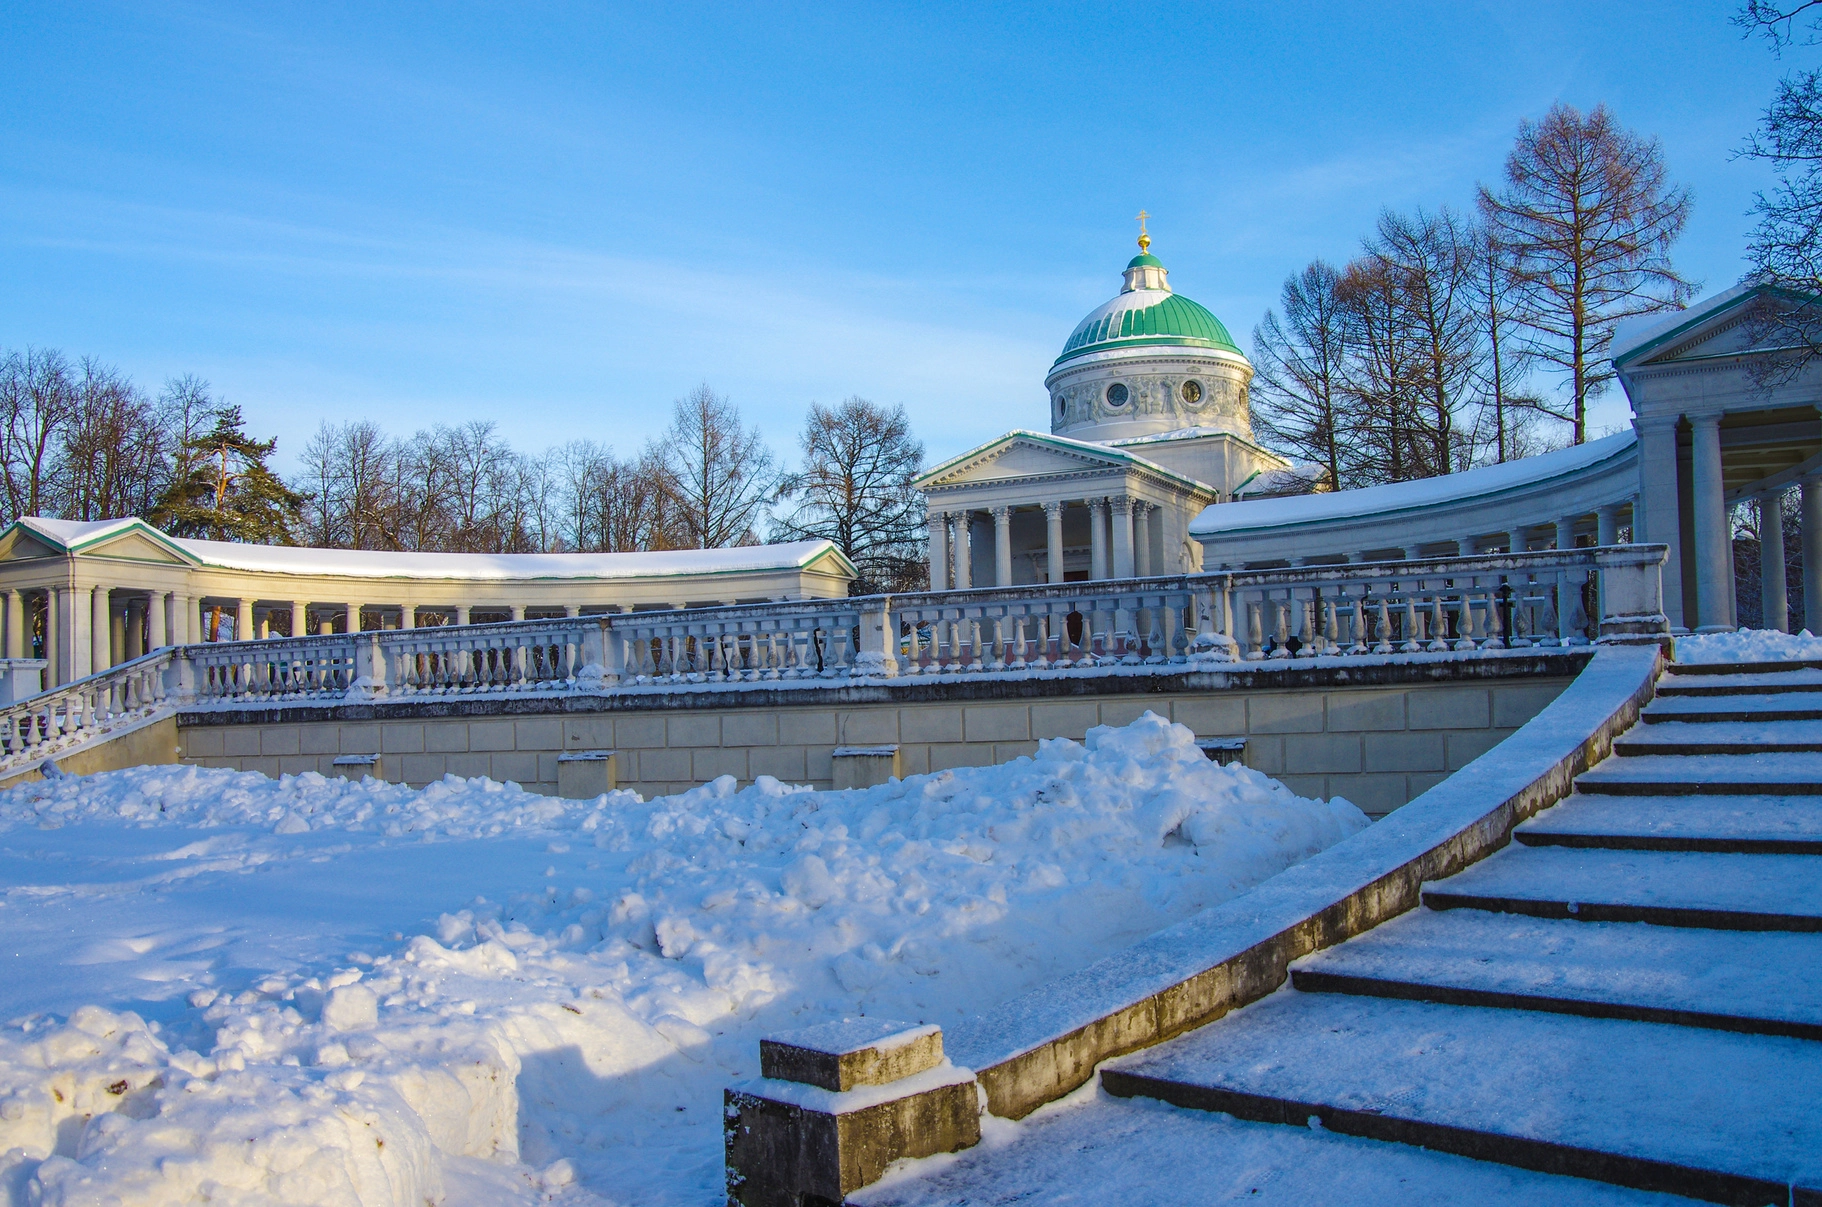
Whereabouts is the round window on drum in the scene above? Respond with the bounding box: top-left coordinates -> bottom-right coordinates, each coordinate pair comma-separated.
1181,379 -> 1204,405
1105,382 -> 1129,407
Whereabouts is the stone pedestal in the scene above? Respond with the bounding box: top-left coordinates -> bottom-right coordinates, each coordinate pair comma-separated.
556,750 -> 617,798
832,744 -> 901,790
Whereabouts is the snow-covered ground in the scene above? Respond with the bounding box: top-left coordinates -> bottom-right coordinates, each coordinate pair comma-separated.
1674,628 -> 1822,664
0,712 -> 1365,1206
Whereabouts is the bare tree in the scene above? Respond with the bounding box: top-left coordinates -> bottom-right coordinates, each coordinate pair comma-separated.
1251,261 -> 1350,490
772,397 -> 926,593
1478,103 -> 1696,443
0,348 -> 76,524
657,384 -> 776,549
1337,256 -> 1426,486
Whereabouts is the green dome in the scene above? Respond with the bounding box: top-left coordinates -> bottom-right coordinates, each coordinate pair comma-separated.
1126,252 -> 1164,269
1054,288 -> 1243,367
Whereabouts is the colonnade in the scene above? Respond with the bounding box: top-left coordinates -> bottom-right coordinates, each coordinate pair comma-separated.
926,496 -> 1163,590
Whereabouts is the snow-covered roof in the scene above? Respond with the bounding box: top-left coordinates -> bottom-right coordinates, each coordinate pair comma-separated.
8,516 -> 853,582
1609,286 -> 1746,366
1189,432 -> 1637,537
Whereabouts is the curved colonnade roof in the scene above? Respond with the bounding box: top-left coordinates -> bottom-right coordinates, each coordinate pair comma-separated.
7,516 -> 854,582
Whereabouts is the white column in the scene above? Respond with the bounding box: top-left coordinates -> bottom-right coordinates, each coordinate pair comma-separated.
1597,504 -> 1621,547
1134,504 -> 1154,577
1456,536 -> 1476,557
235,598 -> 254,643
256,607 -> 270,640
952,512 -> 973,589
1634,420 -> 1684,627
1111,497 -> 1135,579
148,592 -> 168,650
1403,545 -> 1425,561
563,605 -> 580,618
110,604 -> 127,663
992,507 -> 1013,587
455,605 -> 471,626
1804,475 -> 1822,633
927,512 -> 949,591
125,599 -> 145,659
45,589 -> 60,686
1044,503 -> 1065,584
1763,491 -> 1789,633
287,601 -> 306,640
344,603 -> 362,634
87,586 -> 107,675
172,595 -> 192,646
1089,499 -> 1109,580
4,590 -> 21,660
1690,415 -> 1731,632
400,605 -> 417,629
1508,527 -> 1528,555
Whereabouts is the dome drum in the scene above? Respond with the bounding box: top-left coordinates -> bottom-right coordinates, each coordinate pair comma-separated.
1048,355 -> 1251,441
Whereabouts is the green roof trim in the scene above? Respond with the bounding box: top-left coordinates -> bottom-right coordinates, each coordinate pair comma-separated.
1053,292 -> 1243,367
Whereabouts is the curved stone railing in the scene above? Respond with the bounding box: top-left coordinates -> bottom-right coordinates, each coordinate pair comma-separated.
0,648 -> 177,773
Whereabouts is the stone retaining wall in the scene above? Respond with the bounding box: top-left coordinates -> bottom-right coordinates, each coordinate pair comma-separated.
174,651 -> 1584,817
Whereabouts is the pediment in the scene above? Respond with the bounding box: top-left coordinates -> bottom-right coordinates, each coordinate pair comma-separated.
0,530 -> 59,562
921,435 -> 1127,489
1623,287 -> 1822,367
82,531 -> 191,565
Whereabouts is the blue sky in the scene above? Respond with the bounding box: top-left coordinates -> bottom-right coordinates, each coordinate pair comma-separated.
0,2 -> 1793,474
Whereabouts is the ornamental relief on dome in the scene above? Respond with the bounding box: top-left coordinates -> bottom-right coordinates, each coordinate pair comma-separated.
1054,372 -> 1247,426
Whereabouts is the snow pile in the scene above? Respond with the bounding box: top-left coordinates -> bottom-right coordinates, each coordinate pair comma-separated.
0,712 -> 1367,1205
1674,628 -> 1822,665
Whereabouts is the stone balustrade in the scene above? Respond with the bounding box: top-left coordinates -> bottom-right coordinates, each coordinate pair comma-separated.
0,648 -> 175,767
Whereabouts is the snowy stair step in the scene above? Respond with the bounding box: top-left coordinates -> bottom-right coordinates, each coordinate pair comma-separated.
1653,668 -> 1822,697
1614,719 -> 1822,755
1666,659 -> 1822,676
1515,793 -> 1822,854
1644,692 -> 1822,723
1099,990 -> 1822,1205
1422,846 -> 1822,930
1288,907 -> 1822,1040
1576,752 -> 1822,795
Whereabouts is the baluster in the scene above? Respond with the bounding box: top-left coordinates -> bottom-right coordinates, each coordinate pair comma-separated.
1453,593 -> 1478,651
1483,589 -> 1506,649
1427,594 -> 1450,653
1247,599 -> 1266,660
1294,596 -> 1317,658
1270,595 -> 1292,659
1400,596 -> 1422,653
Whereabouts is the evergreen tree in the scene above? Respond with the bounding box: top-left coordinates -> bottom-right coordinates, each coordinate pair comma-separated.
151,405 -> 303,543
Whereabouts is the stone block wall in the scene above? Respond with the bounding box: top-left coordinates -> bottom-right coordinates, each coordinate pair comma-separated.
175,667 -> 1577,818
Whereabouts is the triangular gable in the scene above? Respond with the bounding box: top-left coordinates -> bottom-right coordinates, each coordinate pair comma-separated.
800,544 -> 859,579
0,528 -> 60,562
1614,284 -> 1819,368
79,530 -> 192,565
916,430 -> 1138,490
0,516 -> 200,566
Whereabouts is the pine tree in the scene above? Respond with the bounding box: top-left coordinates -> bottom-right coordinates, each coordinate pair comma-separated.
151,405 -> 304,543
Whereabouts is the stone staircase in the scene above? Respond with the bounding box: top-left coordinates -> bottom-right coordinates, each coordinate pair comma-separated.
1095,659 -> 1822,1206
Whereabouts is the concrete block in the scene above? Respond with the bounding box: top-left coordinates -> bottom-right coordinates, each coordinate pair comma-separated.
278,755 -> 318,776
1097,700 -> 1155,729
1408,687 -> 1490,730
615,715 -> 666,749
1446,728 -> 1508,770
640,748 -> 690,783
444,753 -> 491,780
468,720 -> 516,752
749,746 -> 807,782
401,753 -> 445,785
1247,693 -> 1325,734
833,745 -> 901,790
898,705 -> 962,744
1324,772 -> 1410,816
490,751 -> 539,785
693,747 -> 747,781
1169,697 -> 1246,736
223,728 -> 259,757
780,709 -> 839,745
838,708 -> 899,745
1030,701 -> 1099,740
558,750 -> 617,798
897,745 -> 931,776
1276,773 -> 1328,801
1364,731 -> 1445,774
425,723 -> 468,753
564,716 -> 614,749
243,756 -> 281,780
260,727 -> 300,756
1325,690 -> 1407,732
668,713 -> 721,748
1243,736 -> 1286,775
299,725 -> 339,755
1494,682 -> 1569,729
538,752 -> 560,783
1282,733 -> 1362,775
761,1020 -> 943,1091
331,753 -> 383,781
963,706 -> 1029,743
723,711 -> 779,747
1408,770 -> 1451,799
993,740 -> 1039,762
338,726 -> 382,755
806,745 -> 835,783
928,744 -> 990,772
180,726 -> 223,757
381,723 -> 424,754
514,718 -> 561,750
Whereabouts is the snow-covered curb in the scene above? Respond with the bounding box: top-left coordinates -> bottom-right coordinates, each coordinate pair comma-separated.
944,642 -> 1666,1121
1674,628 -> 1822,665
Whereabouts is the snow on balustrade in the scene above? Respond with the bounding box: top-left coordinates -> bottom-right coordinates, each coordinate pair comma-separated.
0,648 -> 175,764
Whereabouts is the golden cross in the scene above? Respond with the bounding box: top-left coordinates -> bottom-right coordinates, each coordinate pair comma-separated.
1135,210 -> 1151,254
